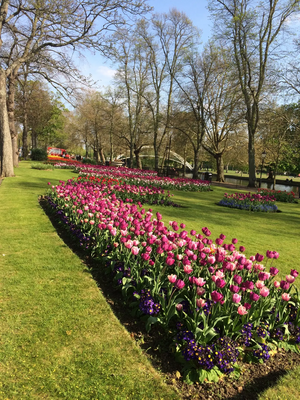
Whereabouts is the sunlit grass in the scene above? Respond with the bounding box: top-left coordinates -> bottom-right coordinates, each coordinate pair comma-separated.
0,161 -> 178,400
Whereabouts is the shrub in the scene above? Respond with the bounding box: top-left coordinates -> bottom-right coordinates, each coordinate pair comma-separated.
31,163 -> 53,170
82,158 -> 98,165
31,148 -> 48,161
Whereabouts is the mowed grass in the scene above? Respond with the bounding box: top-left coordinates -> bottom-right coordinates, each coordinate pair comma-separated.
1,161 -> 300,399
0,162 -> 179,400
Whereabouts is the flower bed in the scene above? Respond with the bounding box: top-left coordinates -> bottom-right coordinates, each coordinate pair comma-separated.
46,179 -> 300,384
257,188 -> 298,203
76,176 -> 180,207
77,165 -> 211,192
219,192 -> 278,212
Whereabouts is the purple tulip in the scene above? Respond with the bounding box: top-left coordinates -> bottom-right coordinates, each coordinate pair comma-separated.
280,280 -> 290,291
249,292 -> 260,301
211,290 -> 224,303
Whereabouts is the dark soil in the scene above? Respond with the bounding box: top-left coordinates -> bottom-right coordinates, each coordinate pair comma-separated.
40,197 -> 300,400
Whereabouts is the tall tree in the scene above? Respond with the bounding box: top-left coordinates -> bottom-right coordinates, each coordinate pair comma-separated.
209,0 -> 300,187
201,44 -> 242,182
137,9 -> 198,171
0,0 -> 150,177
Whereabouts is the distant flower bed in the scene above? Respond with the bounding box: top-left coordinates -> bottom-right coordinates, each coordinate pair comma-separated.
46,179 -> 300,384
219,192 -> 278,212
76,175 -> 180,207
52,162 -> 80,169
47,156 -> 80,164
77,165 -> 211,192
257,188 -> 298,203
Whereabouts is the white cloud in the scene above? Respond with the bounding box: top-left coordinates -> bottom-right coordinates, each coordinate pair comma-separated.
96,65 -> 117,78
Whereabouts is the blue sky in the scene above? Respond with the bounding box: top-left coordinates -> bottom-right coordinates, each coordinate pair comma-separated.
79,0 -> 212,89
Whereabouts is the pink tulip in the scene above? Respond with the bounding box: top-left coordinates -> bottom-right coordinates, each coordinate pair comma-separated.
176,303 -> 183,311
168,274 -> 177,283
131,246 -> 140,256
260,287 -> 270,297
282,293 -> 291,301
183,265 -> 193,274
286,275 -> 295,284
255,280 -> 265,289
232,293 -> 241,303
196,298 -> 206,308
274,280 -> 280,288
237,305 -> 248,315
193,277 -> 206,287
175,279 -> 185,290
166,257 -> 175,266
196,287 -> 205,296
207,256 -> 216,264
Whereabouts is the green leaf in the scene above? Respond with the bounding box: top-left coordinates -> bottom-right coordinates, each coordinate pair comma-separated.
145,316 -> 158,332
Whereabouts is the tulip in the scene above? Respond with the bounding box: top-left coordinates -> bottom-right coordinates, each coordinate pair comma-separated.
196,287 -> 205,296
270,267 -> 279,276
211,291 -> 223,303
216,278 -> 226,289
183,265 -> 193,274
131,246 -> 140,255
260,287 -> 269,297
175,279 -> 185,290
286,275 -> 295,284
249,292 -> 260,301
237,305 -> 248,315
168,274 -> 177,283
255,280 -> 265,289
282,293 -> 291,301
232,293 -> 241,303
280,280 -> 290,291
196,298 -> 206,308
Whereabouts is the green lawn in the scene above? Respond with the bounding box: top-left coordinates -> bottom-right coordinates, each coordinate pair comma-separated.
1,161 -> 300,399
0,162 -> 178,400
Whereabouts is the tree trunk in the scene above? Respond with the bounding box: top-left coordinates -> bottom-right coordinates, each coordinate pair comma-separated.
248,129 -> 256,187
99,147 -> 105,164
193,151 -> 200,179
7,74 -> 19,167
134,147 -> 142,169
22,118 -> 29,159
215,153 -> 225,182
0,70 -> 14,177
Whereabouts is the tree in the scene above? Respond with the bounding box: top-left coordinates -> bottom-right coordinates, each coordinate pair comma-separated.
0,0 -> 150,177
136,9 -> 198,171
259,102 -> 300,181
209,0 -> 300,187
109,26 -> 151,168
201,44 -> 243,182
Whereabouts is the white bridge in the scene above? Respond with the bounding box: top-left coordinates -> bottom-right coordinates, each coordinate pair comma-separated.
116,146 -> 193,171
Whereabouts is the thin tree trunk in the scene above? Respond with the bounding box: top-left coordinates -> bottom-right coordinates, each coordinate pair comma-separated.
193,151 -> 200,179
7,73 -> 19,167
215,154 -> 225,182
134,147 -> 142,169
0,70 -> 14,177
248,129 -> 256,187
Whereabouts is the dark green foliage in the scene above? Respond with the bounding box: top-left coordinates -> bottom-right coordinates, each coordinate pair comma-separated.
30,148 -> 48,161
